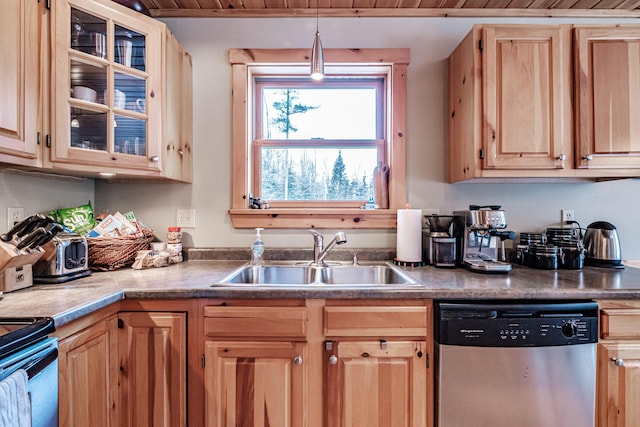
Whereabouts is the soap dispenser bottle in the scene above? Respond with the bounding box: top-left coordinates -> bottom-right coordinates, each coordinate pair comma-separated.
250,228 -> 265,265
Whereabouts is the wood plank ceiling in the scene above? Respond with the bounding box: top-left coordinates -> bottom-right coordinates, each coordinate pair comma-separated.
142,0 -> 640,18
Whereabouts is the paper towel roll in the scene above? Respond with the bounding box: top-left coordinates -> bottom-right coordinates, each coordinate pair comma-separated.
396,209 -> 422,262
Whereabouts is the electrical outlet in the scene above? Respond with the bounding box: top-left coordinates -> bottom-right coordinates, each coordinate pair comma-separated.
176,209 -> 196,228
561,209 -> 575,223
7,207 -> 25,231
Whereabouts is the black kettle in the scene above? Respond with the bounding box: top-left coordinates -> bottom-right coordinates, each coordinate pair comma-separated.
583,221 -> 623,268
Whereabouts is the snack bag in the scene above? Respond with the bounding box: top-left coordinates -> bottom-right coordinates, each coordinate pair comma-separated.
50,201 -> 96,236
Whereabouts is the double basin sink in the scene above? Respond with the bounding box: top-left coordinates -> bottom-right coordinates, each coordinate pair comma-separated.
214,261 -> 420,288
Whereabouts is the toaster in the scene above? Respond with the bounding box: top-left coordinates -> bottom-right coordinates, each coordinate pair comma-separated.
33,232 -> 92,283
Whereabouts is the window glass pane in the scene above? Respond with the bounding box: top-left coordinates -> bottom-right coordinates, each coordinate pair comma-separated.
261,87 -> 378,140
260,147 -> 377,201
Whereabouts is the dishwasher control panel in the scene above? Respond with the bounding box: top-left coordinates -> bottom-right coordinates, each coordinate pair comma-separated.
435,300 -> 598,347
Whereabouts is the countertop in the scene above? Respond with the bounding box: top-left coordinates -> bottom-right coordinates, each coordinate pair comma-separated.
2,260 -> 640,328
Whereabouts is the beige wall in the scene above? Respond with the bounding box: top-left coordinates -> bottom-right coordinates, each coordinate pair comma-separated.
3,16 -> 639,258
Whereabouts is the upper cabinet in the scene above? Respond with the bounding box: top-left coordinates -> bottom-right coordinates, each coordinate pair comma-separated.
0,0 -> 41,167
574,26 -> 640,171
48,0 -> 192,181
449,25 -> 573,182
0,0 -> 192,181
449,24 -> 640,182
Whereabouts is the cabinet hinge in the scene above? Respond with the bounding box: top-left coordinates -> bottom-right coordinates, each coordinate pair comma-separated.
37,132 -> 41,145
117,318 -> 124,329
426,353 -> 430,368
45,134 -> 51,148
202,355 -> 205,369
479,38 -> 484,51
479,148 -> 485,159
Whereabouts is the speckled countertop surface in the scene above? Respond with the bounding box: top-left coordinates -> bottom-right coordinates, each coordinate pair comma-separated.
1,257 -> 640,328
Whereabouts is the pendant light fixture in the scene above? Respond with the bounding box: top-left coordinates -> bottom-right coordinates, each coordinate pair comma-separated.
310,0 -> 324,81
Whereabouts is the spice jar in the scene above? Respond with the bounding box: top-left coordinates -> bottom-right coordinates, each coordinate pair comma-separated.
167,227 -> 182,243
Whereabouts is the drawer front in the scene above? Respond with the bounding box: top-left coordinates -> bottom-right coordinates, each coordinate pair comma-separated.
601,309 -> 640,339
324,306 -> 427,337
204,306 -> 307,338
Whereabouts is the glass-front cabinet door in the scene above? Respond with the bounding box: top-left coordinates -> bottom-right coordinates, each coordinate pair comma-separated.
51,0 -> 162,174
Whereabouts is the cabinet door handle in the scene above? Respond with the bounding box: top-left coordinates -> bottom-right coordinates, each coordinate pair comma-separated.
611,357 -> 625,367
150,156 -> 159,162
293,356 -> 303,365
328,355 -> 338,365
583,154 -> 593,161
556,154 -> 566,161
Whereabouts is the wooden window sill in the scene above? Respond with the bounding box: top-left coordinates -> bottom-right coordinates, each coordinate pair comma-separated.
229,208 -> 398,229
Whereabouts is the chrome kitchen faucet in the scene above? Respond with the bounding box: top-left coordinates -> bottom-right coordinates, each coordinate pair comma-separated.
309,230 -> 347,266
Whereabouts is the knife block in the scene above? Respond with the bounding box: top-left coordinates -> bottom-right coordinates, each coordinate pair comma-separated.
0,240 -> 44,275
0,264 -> 33,293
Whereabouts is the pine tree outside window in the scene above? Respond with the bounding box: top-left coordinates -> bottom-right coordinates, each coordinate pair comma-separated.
229,49 -> 409,229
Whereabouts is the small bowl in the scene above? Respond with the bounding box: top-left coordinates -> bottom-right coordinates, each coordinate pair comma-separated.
71,86 -> 97,103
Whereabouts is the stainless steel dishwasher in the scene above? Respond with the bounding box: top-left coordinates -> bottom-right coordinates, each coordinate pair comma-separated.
435,300 -> 598,427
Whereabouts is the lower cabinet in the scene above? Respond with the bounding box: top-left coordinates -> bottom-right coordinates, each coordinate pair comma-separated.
323,340 -> 427,427
58,314 -> 119,426
118,311 -> 187,427
57,309 -> 187,427
204,340 -> 308,426
203,299 -> 432,427
597,300 -> 640,427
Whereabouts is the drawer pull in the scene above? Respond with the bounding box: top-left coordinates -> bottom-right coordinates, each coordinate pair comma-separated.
611,357 -> 625,367
293,356 -> 303,366
556,154 -> 566,161
583,154 -> 593,161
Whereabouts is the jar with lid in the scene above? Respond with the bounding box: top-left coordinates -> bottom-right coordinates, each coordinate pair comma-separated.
529,244 -> 559,270
167,227 -> 182,243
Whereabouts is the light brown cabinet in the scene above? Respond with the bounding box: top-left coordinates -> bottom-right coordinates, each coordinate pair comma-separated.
323,303 -> 430,427
597,300 -> 640,427
448,25 -> 573,182
202,300 -> 432,427
323,340 -> 427,427
47,0 -> 192,181
58,314 -> 119,427
574,26 -> 640,171
203,303 -> 309,426
0,0 -> 42,167
1,0 -> 191,181
57,309 -> 187,427
118,311 -> 187,427
449,24 -> 640,182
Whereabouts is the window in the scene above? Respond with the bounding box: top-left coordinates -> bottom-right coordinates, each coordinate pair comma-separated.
229,48 -> 409,229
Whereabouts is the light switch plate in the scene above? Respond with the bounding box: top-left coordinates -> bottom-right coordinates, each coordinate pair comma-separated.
176,209 -> 196,228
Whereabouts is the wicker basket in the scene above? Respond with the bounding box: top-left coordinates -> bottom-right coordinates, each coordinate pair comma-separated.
87,230 -> 154,271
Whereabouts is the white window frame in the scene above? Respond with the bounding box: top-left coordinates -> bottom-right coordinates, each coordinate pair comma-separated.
229,48 -> 409,229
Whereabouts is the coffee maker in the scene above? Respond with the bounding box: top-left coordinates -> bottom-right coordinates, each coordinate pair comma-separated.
424,215 -> 458,268
453,205 -> 513,273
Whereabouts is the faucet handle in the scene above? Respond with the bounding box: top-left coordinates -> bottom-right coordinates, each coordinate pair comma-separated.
308,229 -> 322,237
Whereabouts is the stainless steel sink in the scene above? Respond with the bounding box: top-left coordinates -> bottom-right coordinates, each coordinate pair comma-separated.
214,262 -> 420,288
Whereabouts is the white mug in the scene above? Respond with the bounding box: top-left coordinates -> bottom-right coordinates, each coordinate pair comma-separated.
135,98 -> 146,113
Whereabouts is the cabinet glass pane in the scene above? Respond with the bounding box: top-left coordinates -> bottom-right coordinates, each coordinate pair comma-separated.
70,107 -> 107,151
114,72 -> 146,112
71,8 -> 106,59
114,25 -> 145,71
70,59 -> 107,105
114,115 -> 146,156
